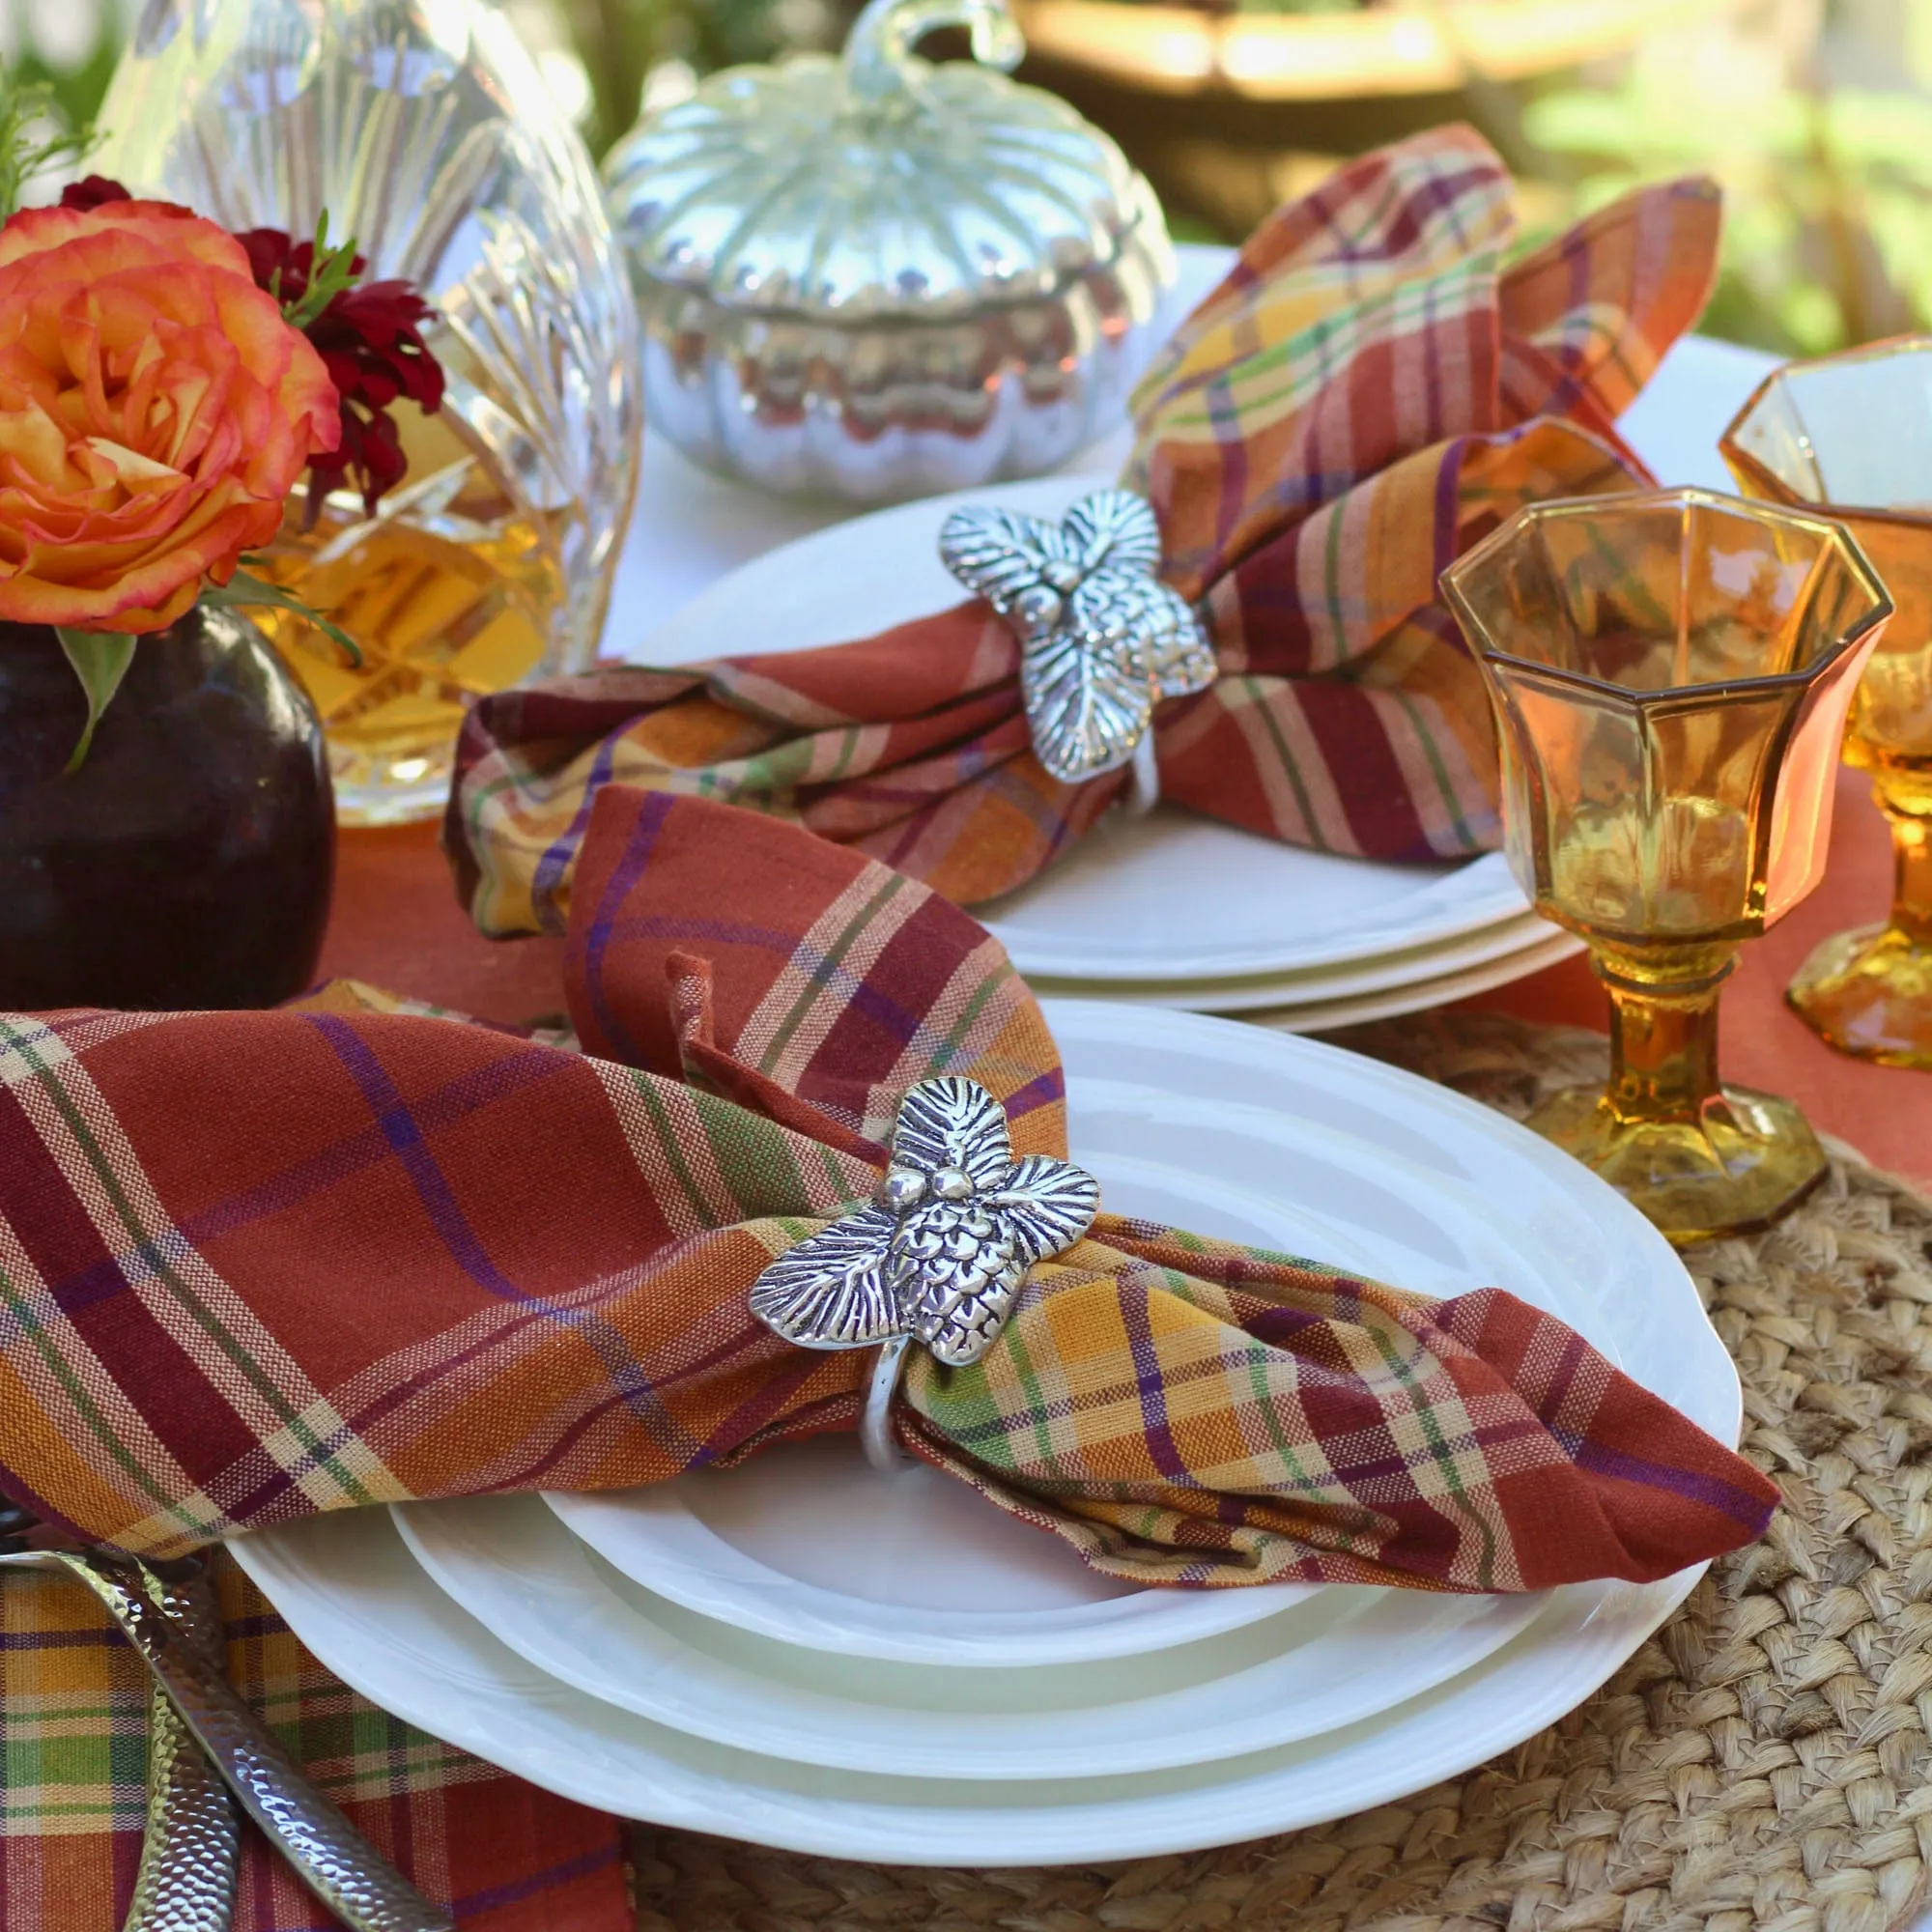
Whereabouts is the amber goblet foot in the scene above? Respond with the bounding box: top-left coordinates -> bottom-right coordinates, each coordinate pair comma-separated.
1530,944 -> 1826,1245
1440,487 -> 1891,1246
1790,925 -> 1932,1065
1784,793 -> 1932,1066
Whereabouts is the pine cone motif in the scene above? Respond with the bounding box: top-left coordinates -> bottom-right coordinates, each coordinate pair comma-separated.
750,1078 -> 1099,1369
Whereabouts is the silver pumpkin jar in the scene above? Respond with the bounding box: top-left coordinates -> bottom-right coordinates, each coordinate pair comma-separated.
602,0 -> 1176,503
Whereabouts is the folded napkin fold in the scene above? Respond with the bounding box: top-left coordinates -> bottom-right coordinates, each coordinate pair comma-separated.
1,791 -> 1774,1591
446,126 -> 1719,939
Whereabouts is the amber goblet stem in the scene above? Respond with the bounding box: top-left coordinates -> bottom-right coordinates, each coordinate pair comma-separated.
1886,797 -> 1932,947
1594,944 -> 1736,1127
1529,936 -> 1822,1244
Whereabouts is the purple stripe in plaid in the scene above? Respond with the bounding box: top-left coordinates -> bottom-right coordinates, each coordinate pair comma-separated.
312,1014 -> 537,1306
301,1016 -> 700,1458
531,728 -> 629,936
579,787 -> 678,1068
171,1045 -> 573,1253
1002,1067 -> 1067,1130
0,1627 -> 124,1651
1122,1283 -> 1192,1484
451,1843 -> 626,1918
1565,1436 -> 1777,1529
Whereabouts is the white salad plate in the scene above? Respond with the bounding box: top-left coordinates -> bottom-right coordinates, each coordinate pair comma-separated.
542,993 -> 1615,1680
547,1436 -> 1308,1668
637,473 -> 1535,989
395,1492 -> 1539,1778
231,1002 -> 1742,1861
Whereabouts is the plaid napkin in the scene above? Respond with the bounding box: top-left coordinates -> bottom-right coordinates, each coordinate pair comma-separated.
0,790 -> 1776,1592
446,127 -> 1719,938
0,792 -> 1776,1931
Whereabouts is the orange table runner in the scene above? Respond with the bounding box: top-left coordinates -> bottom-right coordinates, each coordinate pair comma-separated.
323,765 -> 1932,1187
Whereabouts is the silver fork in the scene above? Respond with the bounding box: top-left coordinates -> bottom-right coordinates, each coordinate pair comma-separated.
0,1522 -> 452,1932
124,1560 -> 242,1932
0,1501 -> 233,1932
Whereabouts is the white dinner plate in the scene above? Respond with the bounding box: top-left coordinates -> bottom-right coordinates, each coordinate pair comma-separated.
1246,928 -> 1583,1033
395,1492 -> 1537,1778
636,473 -> 1535,986
237,1505 -> 1668,1866
231,1004 -> 1740,1861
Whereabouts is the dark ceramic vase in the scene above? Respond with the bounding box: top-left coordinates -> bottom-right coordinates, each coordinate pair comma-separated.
0,608 -> 335,1011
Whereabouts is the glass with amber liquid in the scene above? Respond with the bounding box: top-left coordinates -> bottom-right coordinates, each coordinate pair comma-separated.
1442,489 -> 1891,1246
95,0 -> 643,828
1721,338 -> 1932,1067
255,404 -> 569,825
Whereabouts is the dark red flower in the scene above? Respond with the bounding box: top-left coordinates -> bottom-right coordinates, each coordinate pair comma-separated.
58,176 -> 133,212
238,227 -> 445,521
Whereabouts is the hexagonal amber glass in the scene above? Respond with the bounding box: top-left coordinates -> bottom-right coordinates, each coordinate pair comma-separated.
1442,488 -> 1890,1245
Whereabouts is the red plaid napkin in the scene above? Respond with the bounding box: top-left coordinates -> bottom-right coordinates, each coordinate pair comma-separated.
445,127 -> 1719,938
0,793 -> 1776,1931
1,789 -> 1775,1576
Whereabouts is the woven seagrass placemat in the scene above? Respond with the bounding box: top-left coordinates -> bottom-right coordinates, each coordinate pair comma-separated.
630,1012 -> 1932,1932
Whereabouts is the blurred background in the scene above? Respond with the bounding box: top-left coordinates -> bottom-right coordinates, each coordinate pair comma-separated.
8,0 -> 1932,359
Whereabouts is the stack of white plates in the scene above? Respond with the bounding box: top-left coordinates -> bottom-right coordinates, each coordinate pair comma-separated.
637,479 -> 1578,1030
231,1003 -> 1742,1861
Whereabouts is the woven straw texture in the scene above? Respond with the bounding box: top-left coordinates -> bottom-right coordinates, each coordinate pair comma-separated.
630,1012 -> 1932,1932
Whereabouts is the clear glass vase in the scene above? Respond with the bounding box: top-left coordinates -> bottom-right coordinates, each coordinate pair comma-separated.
98,0 -> 642,825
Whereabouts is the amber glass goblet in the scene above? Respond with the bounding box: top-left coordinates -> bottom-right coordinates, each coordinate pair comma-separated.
1441,489 -> 1891,1245
1721,337 -> 1932,1067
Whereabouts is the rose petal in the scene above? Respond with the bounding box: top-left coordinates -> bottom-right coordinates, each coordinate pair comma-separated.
0,202 -> 342,627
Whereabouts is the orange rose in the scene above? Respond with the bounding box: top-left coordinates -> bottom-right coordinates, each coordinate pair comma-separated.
0,199 -> 339,633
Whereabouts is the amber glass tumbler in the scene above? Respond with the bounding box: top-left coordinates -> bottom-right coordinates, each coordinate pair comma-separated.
1442,488 -> 1891,1245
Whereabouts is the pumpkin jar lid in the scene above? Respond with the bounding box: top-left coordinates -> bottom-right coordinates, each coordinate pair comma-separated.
603,0 -> 1163,326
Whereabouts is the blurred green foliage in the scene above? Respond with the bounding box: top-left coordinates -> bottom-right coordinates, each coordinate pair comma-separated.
0,71 -> 99,218
551,0 -> 813,157
1525,48 -> 1932,356
1,36 -> 119,143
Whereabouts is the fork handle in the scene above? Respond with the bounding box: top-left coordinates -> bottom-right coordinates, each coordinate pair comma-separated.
123,1564 -> 240,1932
43,1551 -> 453,1932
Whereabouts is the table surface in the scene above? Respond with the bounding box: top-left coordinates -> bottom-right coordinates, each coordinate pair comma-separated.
321,251 -> 1932,1187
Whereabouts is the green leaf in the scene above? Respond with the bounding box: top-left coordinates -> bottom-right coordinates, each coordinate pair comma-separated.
280,209 -> 363,330
204,570 -> 362,668
54,628 -> 137,774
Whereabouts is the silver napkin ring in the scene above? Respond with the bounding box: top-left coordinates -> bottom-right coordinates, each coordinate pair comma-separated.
750,1075 -> 1100,1472
939,487 -> 1216,795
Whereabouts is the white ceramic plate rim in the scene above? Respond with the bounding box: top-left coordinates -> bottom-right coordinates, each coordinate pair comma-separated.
1244,929 -> 1584,1032
231,1510 -> 1696,1865
393,1493 -> 1540,1779
633,473 -> 1531,984
1045,924 -> 1582,1015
